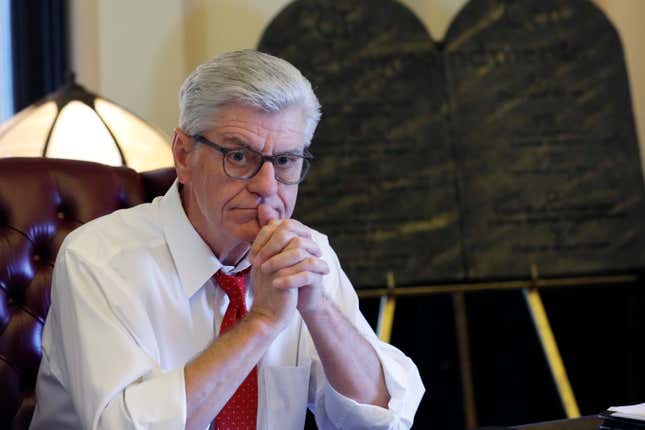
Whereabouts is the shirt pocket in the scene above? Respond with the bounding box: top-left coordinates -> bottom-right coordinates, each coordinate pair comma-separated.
259,363 -> 311,430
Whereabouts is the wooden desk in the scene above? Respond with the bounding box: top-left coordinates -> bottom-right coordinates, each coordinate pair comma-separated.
513,415 -> 601,429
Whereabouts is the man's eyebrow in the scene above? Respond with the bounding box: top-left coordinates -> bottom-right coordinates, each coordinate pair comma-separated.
220,136 -> 305,155
221,136 -> 252,148
279,148 -> 307,155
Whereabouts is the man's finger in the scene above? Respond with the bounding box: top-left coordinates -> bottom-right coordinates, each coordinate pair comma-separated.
253,221 -> 311,263
261,247 -> 309,273
272,271 -> 322,290
258,203 -> 280,228
250,219 -> 281,258
271,257 -> 330,287
283,236 -> 322,258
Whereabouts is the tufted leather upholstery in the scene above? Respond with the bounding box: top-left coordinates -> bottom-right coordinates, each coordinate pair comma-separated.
0,157 -> 176,429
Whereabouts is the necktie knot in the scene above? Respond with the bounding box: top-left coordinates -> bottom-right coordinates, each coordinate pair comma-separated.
214,269 -> 248,312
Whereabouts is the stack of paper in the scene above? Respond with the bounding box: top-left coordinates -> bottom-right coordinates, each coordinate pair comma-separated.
600,403 -> 645,429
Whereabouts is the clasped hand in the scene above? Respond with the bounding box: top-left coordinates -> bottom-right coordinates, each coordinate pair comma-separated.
248,219 -> 330,329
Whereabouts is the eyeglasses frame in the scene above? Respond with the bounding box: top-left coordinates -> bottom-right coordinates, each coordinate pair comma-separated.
191,134 -> 314,185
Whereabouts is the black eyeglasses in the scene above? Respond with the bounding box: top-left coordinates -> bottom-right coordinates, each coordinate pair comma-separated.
192,135 -> 313,185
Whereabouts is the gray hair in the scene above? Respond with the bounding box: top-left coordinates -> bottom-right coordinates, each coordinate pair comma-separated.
179,50 -> 321,145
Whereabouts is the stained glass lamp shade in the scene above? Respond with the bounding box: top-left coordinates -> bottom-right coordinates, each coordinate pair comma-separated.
0,75 -> 173,171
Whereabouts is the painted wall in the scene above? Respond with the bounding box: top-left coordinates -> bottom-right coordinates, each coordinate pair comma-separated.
70,0 -> 645,169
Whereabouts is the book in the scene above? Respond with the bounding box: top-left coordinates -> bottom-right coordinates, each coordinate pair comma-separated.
600,403 -> 645,430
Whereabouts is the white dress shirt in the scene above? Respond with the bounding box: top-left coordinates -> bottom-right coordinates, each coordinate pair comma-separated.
29,181 -> 424,430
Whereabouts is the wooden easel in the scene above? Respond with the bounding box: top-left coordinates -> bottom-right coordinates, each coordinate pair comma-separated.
363,268 -> 638,429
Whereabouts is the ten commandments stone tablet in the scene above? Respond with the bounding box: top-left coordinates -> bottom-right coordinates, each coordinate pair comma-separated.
259,0 -> 645,285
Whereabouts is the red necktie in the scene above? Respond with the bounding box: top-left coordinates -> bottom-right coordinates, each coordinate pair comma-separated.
213,269 -> 258,430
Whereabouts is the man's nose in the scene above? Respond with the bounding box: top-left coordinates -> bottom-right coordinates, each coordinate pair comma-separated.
248,160 -> 278,196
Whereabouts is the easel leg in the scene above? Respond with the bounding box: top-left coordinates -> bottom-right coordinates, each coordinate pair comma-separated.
522,286 -> 580,418
377,272 -> 396,343
453,292 -> 478,429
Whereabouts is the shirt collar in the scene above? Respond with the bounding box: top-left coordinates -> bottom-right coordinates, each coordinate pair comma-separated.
160,180 -> 250,298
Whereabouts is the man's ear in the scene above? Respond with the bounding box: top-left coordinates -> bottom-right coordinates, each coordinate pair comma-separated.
173,128 -> 194,185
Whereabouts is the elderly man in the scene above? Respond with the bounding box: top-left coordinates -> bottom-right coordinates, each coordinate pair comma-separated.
30,50 -> 424,429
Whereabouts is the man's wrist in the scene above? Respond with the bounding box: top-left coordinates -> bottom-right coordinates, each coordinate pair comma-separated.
299,295 -> 331,324
246,309 -> 289,338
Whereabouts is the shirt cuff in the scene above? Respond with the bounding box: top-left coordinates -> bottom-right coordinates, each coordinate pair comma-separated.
321,381 -> 394,429
321,339 -> 422,429
373,341 -> 421,424
101,367 -> 187,429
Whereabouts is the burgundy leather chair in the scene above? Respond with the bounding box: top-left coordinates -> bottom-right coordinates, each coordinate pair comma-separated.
0,157 -> 176,429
